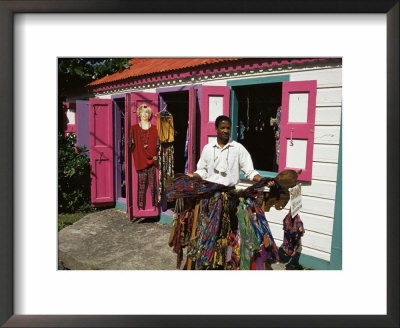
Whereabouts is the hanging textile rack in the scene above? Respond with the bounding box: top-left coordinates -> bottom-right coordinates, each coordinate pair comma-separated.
166,169 -> 303,270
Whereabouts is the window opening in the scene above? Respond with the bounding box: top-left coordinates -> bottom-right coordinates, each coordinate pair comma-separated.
234,83 -> 282,172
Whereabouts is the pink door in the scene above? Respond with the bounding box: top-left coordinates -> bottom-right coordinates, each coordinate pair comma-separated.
200,86 -> 231,152
89,99 -> 114,206
187,86 -> 197,173
278,81 -> 317,181
126,92 -> 159,220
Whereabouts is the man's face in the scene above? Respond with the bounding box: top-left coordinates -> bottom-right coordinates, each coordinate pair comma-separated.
216,120 -> 231,142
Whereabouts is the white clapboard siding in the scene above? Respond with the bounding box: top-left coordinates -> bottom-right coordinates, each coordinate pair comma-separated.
290,68 -> 342,88
315,106 -> 342,125
273,238 -> 331,262
301,196 -> 335,218
313,126 -> 341,145
301,180 -> 337,200
312,162 -> 338,181
313,144 -> 340,163
269,222 -> 332,253
267,208 -> 334,235
316,88 -> 342,107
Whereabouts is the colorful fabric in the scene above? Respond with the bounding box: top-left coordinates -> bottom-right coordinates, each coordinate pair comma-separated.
273,106 -> 282,166
190,193 -> 223,268
158,143 -> 174,201
184,127 -> 189,174
212,192 -> 231,268
169,209 -> 194,269
282,213 -> 305,257
168,177 -> 283,270
157,112 -> 175,143
225,231 -> 241,270
131,124 -> 158,171
165,175 -> 233,200
137,164 -> 157,209
236,198 -> 260,270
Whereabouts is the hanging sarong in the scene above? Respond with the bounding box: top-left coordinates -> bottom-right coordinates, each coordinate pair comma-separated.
282,213 -> 305,257
169,208 -> 194,269
158,143 -> 174,201
236,198 -> 260,270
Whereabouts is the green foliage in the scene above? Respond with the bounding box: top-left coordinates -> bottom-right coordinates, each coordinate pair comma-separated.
58,132 -> 92,213
58,58 -> 131,93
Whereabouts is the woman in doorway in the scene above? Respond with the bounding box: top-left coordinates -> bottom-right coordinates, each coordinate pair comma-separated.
130,104 -> 158,209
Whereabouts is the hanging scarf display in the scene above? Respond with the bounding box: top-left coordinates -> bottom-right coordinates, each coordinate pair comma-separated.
187,192 -> 223,268
184,126 -> 189,174
282,213 -> 305,257
168,208 -> 195,269
167,176 -> 283,270
273,106 -> 282,166
158,143 -> 174,201
236,198 -> 260,270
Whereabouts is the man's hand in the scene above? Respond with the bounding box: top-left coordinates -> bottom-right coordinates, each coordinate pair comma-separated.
187,173 -> 201,179
253,174 -> 262,182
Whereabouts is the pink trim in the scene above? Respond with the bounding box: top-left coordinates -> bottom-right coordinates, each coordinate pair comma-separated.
91,59 -> 330,92
200,86 -> 231,153
128,92 -> 160,219
278,81 -> 317,182
125,94 -> 132,218
89,99 -> 114,206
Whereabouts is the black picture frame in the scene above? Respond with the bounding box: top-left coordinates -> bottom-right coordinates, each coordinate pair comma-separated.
1,1 -> 398,327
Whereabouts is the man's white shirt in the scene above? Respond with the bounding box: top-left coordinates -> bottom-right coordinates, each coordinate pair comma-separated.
194,138 -> 259,187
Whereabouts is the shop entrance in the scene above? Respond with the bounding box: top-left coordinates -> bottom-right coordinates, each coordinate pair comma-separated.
233,83 -> 282,172
159,91 -> 189,174
113,97 -> 126,202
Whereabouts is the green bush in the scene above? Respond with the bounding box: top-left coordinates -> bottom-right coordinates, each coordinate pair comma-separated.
58,132 -> 92,213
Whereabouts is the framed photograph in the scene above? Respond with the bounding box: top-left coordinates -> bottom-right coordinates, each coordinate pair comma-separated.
1,1 -> 398,327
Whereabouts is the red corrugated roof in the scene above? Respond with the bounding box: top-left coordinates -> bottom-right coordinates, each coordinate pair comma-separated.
88,58 -> 240,86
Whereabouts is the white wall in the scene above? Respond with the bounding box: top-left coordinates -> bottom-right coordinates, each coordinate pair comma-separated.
236,66 -> 342,262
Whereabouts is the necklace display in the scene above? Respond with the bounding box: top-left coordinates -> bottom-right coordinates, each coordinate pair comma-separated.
140,122 -> 151,149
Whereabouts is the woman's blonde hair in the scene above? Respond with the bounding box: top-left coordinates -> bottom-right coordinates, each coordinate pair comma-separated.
137,104 -> 152,120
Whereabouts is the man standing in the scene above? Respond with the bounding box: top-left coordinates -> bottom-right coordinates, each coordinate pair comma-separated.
188,115 -> 263,187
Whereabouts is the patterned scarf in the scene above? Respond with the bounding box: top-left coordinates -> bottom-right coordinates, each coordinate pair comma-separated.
165,175 -> 233,200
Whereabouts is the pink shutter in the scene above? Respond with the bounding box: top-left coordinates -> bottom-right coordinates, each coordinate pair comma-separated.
187,86 -> 197,173
127,92 -> 159,220
200,86 -> 230,152
89,99 -> 114,206
278,81 -> 317,181
63,102 -> 77,136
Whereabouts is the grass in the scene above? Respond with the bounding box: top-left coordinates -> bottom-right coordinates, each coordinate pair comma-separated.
58,212 -> 89,231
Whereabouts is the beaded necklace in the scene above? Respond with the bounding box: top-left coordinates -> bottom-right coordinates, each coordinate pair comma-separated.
139,122 -> 151,149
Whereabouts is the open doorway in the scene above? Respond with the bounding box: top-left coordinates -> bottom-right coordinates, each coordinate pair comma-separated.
114,97 -> 126,201
160,91 -> 189,174
234,83 -> 282,172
